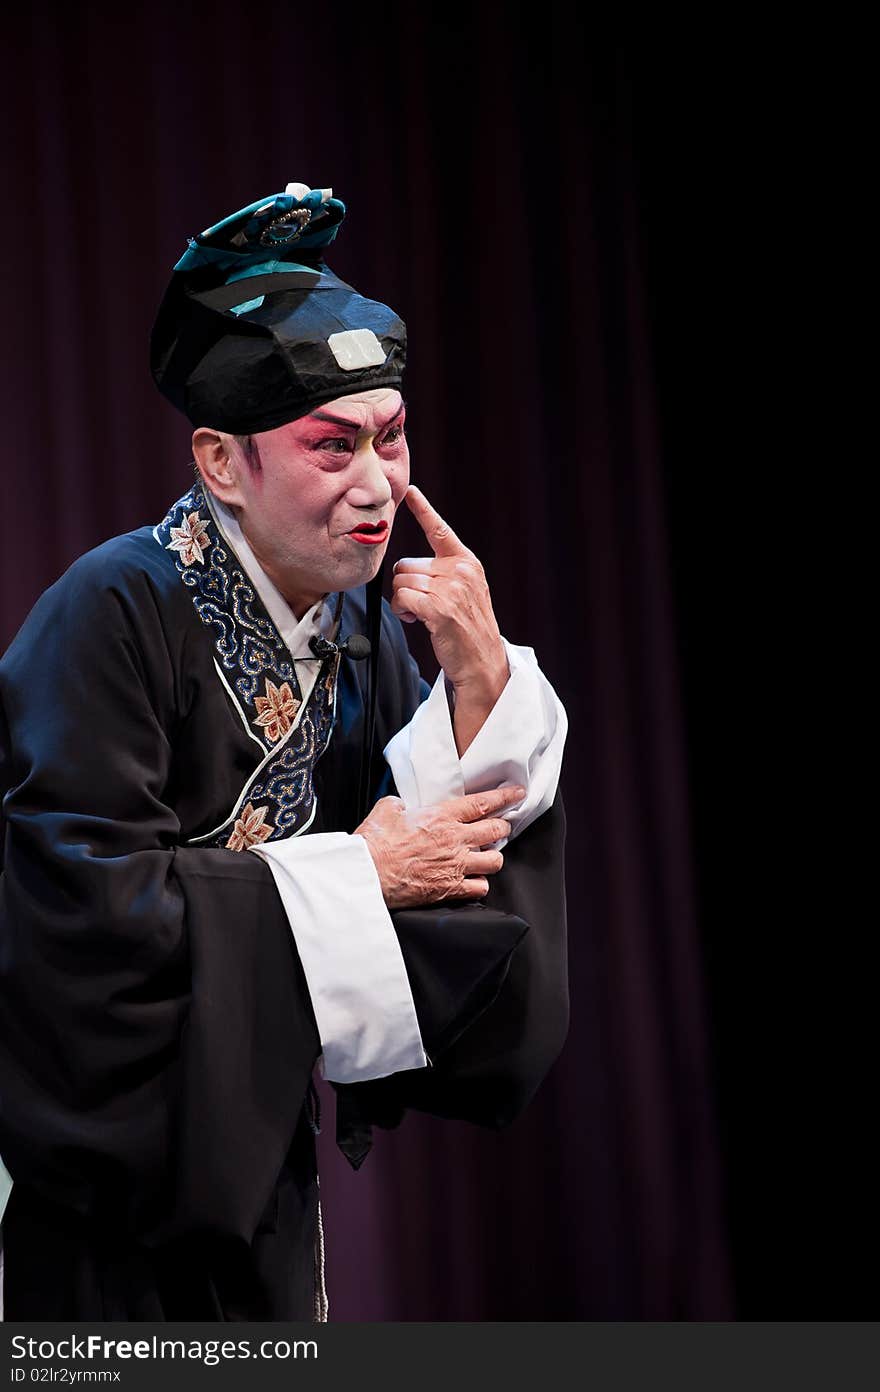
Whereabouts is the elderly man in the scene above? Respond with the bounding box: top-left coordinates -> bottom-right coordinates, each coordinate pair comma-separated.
0,185 -> 568,1321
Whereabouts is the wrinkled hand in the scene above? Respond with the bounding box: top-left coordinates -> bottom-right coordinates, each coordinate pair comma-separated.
391,485 -> 508,703
354,784 -> 525,910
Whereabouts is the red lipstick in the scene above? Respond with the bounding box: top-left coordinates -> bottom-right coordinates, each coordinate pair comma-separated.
347,520 -> 388,545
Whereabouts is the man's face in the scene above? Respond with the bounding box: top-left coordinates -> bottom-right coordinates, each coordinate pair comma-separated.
223,387 -> 409,615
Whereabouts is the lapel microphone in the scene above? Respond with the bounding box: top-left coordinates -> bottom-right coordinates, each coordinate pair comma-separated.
307,633 -> 371,662
297,592 -> 371,663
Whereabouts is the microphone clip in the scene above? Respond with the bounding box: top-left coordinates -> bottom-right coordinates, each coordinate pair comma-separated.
308,633 -> 371,662
308,634 -> 339,661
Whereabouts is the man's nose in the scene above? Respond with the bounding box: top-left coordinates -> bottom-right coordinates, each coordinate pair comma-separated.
346,442 -> 394,508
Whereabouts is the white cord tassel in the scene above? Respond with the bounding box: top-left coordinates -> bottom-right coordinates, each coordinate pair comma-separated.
313,1180 -> 329,1323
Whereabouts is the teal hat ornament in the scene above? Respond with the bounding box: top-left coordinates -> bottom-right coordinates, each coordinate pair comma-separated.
150,182 -> 407,434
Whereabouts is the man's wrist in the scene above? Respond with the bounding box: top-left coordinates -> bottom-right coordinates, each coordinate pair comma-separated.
449,649 -> 510,755
451,648 -> 510,710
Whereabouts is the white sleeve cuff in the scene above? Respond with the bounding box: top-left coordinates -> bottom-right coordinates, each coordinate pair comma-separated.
249,832 -> 428,1084
383,636 -> 567,845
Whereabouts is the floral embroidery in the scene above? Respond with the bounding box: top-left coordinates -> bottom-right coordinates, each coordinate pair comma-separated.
156,485 -> 298,728
226,802 -> 275,852
155,485 -> 341,848
165,511 -> 211,566
253,679 -> 301,743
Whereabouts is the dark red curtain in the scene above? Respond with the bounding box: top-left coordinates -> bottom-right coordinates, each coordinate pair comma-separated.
1,1 -> 731,1318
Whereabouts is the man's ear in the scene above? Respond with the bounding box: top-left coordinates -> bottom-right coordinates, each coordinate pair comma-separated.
192,429 -> 246,507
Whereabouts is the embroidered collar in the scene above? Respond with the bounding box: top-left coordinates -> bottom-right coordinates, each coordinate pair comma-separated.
153,480 -> 343,849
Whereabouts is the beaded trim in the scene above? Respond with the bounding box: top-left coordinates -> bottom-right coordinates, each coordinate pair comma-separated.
260,205 -> 313,246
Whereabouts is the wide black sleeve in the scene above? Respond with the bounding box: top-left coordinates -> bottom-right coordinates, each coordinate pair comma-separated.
0,548 -> 325,1247
394,787 -> 568,1119
331,796 -> 568,1164
330,599 -> 570,1166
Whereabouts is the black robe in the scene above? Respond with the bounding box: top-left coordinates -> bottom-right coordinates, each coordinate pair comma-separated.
0,511 -> 568,1321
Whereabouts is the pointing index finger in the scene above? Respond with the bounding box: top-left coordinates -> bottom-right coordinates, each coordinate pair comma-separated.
404,485 -> 469,558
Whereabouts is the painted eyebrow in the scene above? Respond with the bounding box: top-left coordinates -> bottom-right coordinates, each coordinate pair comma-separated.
308,400 -> 406,433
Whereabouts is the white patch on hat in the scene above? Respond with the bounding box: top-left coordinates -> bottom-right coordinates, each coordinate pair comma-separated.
327,329 -> 387,371
285,183 -> 333,202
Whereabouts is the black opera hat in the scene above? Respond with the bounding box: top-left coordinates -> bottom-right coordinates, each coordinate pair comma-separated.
150,183 -> 407,435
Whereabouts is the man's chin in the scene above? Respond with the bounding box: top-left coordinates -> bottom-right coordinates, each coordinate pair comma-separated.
335,539 -> 388,591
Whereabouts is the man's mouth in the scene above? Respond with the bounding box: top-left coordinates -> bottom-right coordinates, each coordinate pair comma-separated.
346,520 -> 388,545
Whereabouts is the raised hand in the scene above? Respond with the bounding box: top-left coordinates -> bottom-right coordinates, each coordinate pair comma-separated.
354,784 -> 525,910
391,485 -> 509,705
